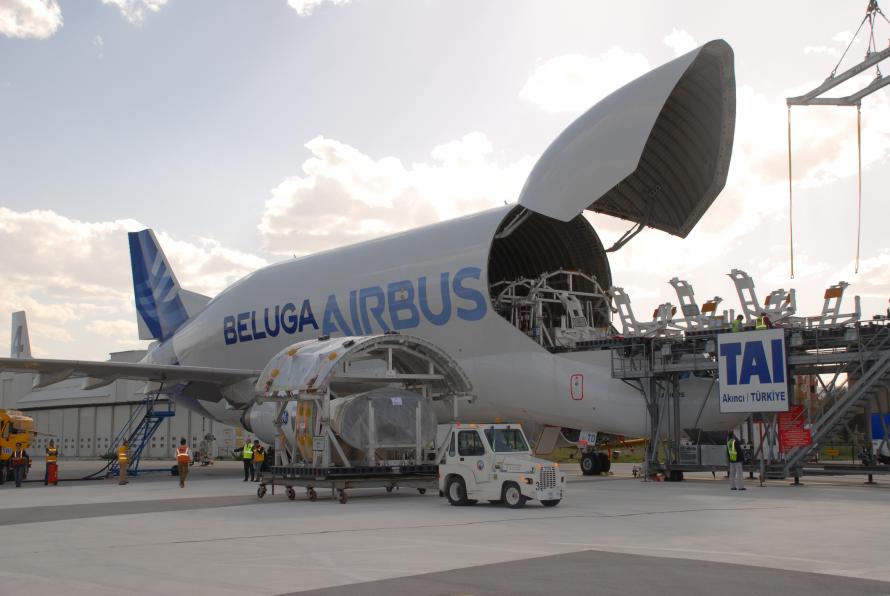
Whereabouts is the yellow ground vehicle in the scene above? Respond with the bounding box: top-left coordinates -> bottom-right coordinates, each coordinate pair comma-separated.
0,409 -> 34,484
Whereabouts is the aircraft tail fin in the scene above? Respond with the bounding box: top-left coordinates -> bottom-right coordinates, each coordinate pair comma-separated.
10,311 -> 31,359
128,229 -> 209,341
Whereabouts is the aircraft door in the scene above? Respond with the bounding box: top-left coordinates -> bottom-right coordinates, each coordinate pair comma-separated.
457,430 -> 489,484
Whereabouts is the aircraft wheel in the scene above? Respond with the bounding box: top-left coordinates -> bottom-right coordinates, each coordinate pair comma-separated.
581,452 -> 602,476
598,452 -> 611,473
287,487 -> 296,501
446,476 -> 470,506
541,499 -> 561,507
502,482 -> 527,509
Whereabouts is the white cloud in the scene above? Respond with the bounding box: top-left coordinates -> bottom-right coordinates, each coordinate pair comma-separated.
0,208 -> 266,360
804,45 -> 837,56
0,0 -> 62,39
804,30 -> 857,56
519,47 -> 651,113
100,0 -> 168,25
258,133 -> 536,255
287,0 -> 350,17
663,28 -> 697,56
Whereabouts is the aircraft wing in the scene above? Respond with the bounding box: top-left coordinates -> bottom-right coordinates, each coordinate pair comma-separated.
0,357 -> 260,390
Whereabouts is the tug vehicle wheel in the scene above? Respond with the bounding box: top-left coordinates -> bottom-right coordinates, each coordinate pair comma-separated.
446,476 -> 470,506
502,482 -> 527,509
541,499 -> 561,507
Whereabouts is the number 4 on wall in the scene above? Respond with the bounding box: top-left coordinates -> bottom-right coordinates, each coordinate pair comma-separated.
570,374 -> 584,400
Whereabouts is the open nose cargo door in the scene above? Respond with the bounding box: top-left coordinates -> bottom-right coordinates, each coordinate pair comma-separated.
517,40 -> 735,238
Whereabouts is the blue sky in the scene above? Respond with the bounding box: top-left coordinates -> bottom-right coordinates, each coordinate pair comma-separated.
1,0 -> 889,359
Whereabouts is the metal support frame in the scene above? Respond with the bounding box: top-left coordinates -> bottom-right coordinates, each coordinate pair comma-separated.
606,319 -> 890,481
786,1 -> 890,276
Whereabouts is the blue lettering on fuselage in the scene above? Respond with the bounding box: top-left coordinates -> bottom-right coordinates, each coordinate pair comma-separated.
222,266 -> 487,346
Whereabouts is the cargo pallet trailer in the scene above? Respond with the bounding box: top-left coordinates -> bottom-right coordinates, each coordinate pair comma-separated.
252,334 -> 473,503
257,463 -> 438,503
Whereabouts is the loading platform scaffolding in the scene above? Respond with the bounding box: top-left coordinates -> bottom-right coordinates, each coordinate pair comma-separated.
543,267 -> 890,484
601,320 -> 890,482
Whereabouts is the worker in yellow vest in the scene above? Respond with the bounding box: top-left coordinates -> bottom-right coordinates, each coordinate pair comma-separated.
726,432 -> 745,491
755,312 -> 772,330
118,440 -> 130,485
45,439 -> 58,486
730,315 -> 744,332
176,438 -> 192,488
253,440 -> 265,482
11,442 -> 29,488
242,440 -> 254,482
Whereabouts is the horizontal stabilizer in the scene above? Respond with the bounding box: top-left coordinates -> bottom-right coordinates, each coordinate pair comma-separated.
0,356 -> 259,388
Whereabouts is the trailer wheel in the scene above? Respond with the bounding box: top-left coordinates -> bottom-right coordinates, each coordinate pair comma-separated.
0,462 -> 6,485
338,490 -> 348,504
257,485 -> 267,499
502,482 -> 527,509
597,452 -> 611,473
385,486 -> 394,493
581,452 -> 602,476
307,488 -> 318,501
417,488 -> 426,495
541,499 -> 561,507
287,487 -> 296,501
446,476 -> 470,506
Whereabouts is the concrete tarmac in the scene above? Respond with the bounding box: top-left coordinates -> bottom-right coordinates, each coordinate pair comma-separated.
1,460 -> 888,595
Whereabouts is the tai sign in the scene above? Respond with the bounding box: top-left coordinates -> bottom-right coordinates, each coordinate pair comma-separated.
718,329 -> 789,413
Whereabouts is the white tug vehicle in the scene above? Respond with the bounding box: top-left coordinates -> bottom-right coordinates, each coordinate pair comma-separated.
438,423 -> 566,508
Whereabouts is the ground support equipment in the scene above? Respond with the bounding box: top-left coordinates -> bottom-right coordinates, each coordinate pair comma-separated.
257,464 -> 438,503
252,334 -> 474,503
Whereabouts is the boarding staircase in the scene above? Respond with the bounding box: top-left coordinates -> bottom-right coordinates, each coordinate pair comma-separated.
780,324 -> 890,478
84,389 -> 175,480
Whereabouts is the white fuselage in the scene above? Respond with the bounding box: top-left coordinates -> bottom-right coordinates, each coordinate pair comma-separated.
145,205 -> 730,444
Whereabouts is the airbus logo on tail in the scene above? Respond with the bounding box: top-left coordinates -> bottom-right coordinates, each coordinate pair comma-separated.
222,267 -> 487,345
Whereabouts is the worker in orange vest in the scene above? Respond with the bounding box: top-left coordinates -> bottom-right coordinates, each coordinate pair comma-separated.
176,438 -> 192,488
252,440 -> 265,482
117,440 -> 130,485
45,439 -> 58,486
11,442 -> 29,488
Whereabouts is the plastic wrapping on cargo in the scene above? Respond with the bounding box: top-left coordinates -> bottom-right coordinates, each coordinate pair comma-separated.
330,388 -> 437,452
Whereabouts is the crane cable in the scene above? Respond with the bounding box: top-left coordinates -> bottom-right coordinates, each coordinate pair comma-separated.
789,104 -> 864,278
856,104 -> 862,274
787,106 -> 794,280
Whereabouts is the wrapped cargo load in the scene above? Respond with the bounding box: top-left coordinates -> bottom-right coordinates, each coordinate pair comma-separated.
330,388 -> 438,456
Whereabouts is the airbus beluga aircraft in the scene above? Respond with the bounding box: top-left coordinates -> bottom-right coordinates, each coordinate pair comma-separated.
1,40 -> 738,453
